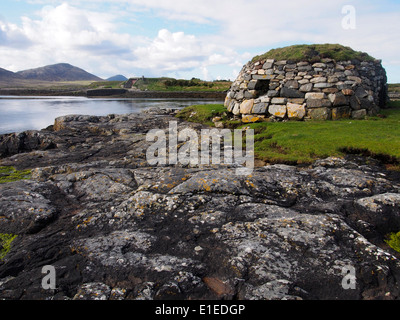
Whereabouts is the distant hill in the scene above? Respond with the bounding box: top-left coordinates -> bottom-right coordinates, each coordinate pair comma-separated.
0,68 -> 21,80
16,63 -> 102,81
106,75 -> 127,81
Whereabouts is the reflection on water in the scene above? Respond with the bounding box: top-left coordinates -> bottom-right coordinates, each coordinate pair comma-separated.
0,96 -> 223,134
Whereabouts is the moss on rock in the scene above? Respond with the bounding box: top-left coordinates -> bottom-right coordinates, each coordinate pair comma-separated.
0,234 -> 17,260
252,44 -> 376,63
0,166 -> 31,184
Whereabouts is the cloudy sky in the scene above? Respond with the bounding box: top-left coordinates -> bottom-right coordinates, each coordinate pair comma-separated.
1,0 -> 399,82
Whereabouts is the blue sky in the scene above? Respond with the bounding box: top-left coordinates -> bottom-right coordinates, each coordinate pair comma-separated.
1,0 -> 400,82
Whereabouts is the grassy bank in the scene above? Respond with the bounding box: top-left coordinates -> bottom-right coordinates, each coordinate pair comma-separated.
87,77 -> 232,92
176,101 -> 400,168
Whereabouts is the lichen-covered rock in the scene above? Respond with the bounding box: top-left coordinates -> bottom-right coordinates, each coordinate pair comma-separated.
0,111 -> 399,300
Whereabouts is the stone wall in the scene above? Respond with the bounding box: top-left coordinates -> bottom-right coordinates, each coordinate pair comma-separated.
224,58 -> 387,121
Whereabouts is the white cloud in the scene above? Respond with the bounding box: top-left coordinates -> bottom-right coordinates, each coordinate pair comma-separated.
1,0 -> 400,81
0,3 -> 136,76
129,28 -> 245,79
0,2 -> 246,79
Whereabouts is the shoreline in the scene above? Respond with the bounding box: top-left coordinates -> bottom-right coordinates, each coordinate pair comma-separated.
0,88 -> 227,100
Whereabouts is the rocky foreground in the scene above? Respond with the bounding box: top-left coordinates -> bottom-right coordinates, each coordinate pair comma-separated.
0,109 -> 400,300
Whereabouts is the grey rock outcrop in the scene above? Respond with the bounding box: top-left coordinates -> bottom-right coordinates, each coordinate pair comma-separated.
0,111 -> 399,300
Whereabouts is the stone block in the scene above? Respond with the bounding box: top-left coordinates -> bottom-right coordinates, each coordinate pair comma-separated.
224,97 -> 231,108
299,83 -> 313,93
355,87 -> 368,98
298,79 -> 310,85
269,82 -> 280,90
351,109 -> 367,119
287,103 -> 306,120
284,80 -> 299,89
214,121 -> 225,128
305,92 -> 326,100
349,95 -> 361,110
271,97 -> 287,105
311,77 -> 327,83
322,88 -> 339,94
239,82 -> 248,89
244,90 -> 257,99
265,69 -> 274,75
258,95 -> 270,103
252,74 -> 275,80
247,80 -> 258,90
314,82 -> 334,89
263,62 -> 274,69
234,91 -> 244,100
242,115 -> 264,123
347,76 -> 362,84
267,90 -> 279,97
328,93 -> 348,106
240,99 -> 254,114
243,73 -> 252,81
288,98 -> 305,104
332,106 -> 351,120
232,103 -> 240,115
308,107 -> 331,121
297,61 -> 310,67
328,76 -> 339,83
252,102 -> 268,114
312,63 -> 327,69
307,99 -> 332,109
268,105 -> 287,118
280,87 -> 305,98
298,65 -> 312,72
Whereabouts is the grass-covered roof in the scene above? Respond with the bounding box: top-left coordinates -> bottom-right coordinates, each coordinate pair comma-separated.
252,44 -> 376,63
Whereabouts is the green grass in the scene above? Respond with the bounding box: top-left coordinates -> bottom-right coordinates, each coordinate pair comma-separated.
130,78 -> 232,92
88,81 -> 125,89
386,232 -> 400,253
0,166 -> 32,184
0,234 -> 17,260
252,44 -> 376,63
176,104 -> 229,127
175,101 -> 400,167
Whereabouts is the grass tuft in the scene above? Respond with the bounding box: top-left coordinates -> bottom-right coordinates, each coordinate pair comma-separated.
176,104 -> 228,127
386,232 -> 400,253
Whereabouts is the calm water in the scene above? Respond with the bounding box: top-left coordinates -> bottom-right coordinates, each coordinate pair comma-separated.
0,96 -> 223,134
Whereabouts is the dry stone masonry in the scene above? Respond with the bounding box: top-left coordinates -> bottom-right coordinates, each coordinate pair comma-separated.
225,50 -> 388,121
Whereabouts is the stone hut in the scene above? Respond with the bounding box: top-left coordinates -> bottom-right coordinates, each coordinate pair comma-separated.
224,44 -> 388,122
